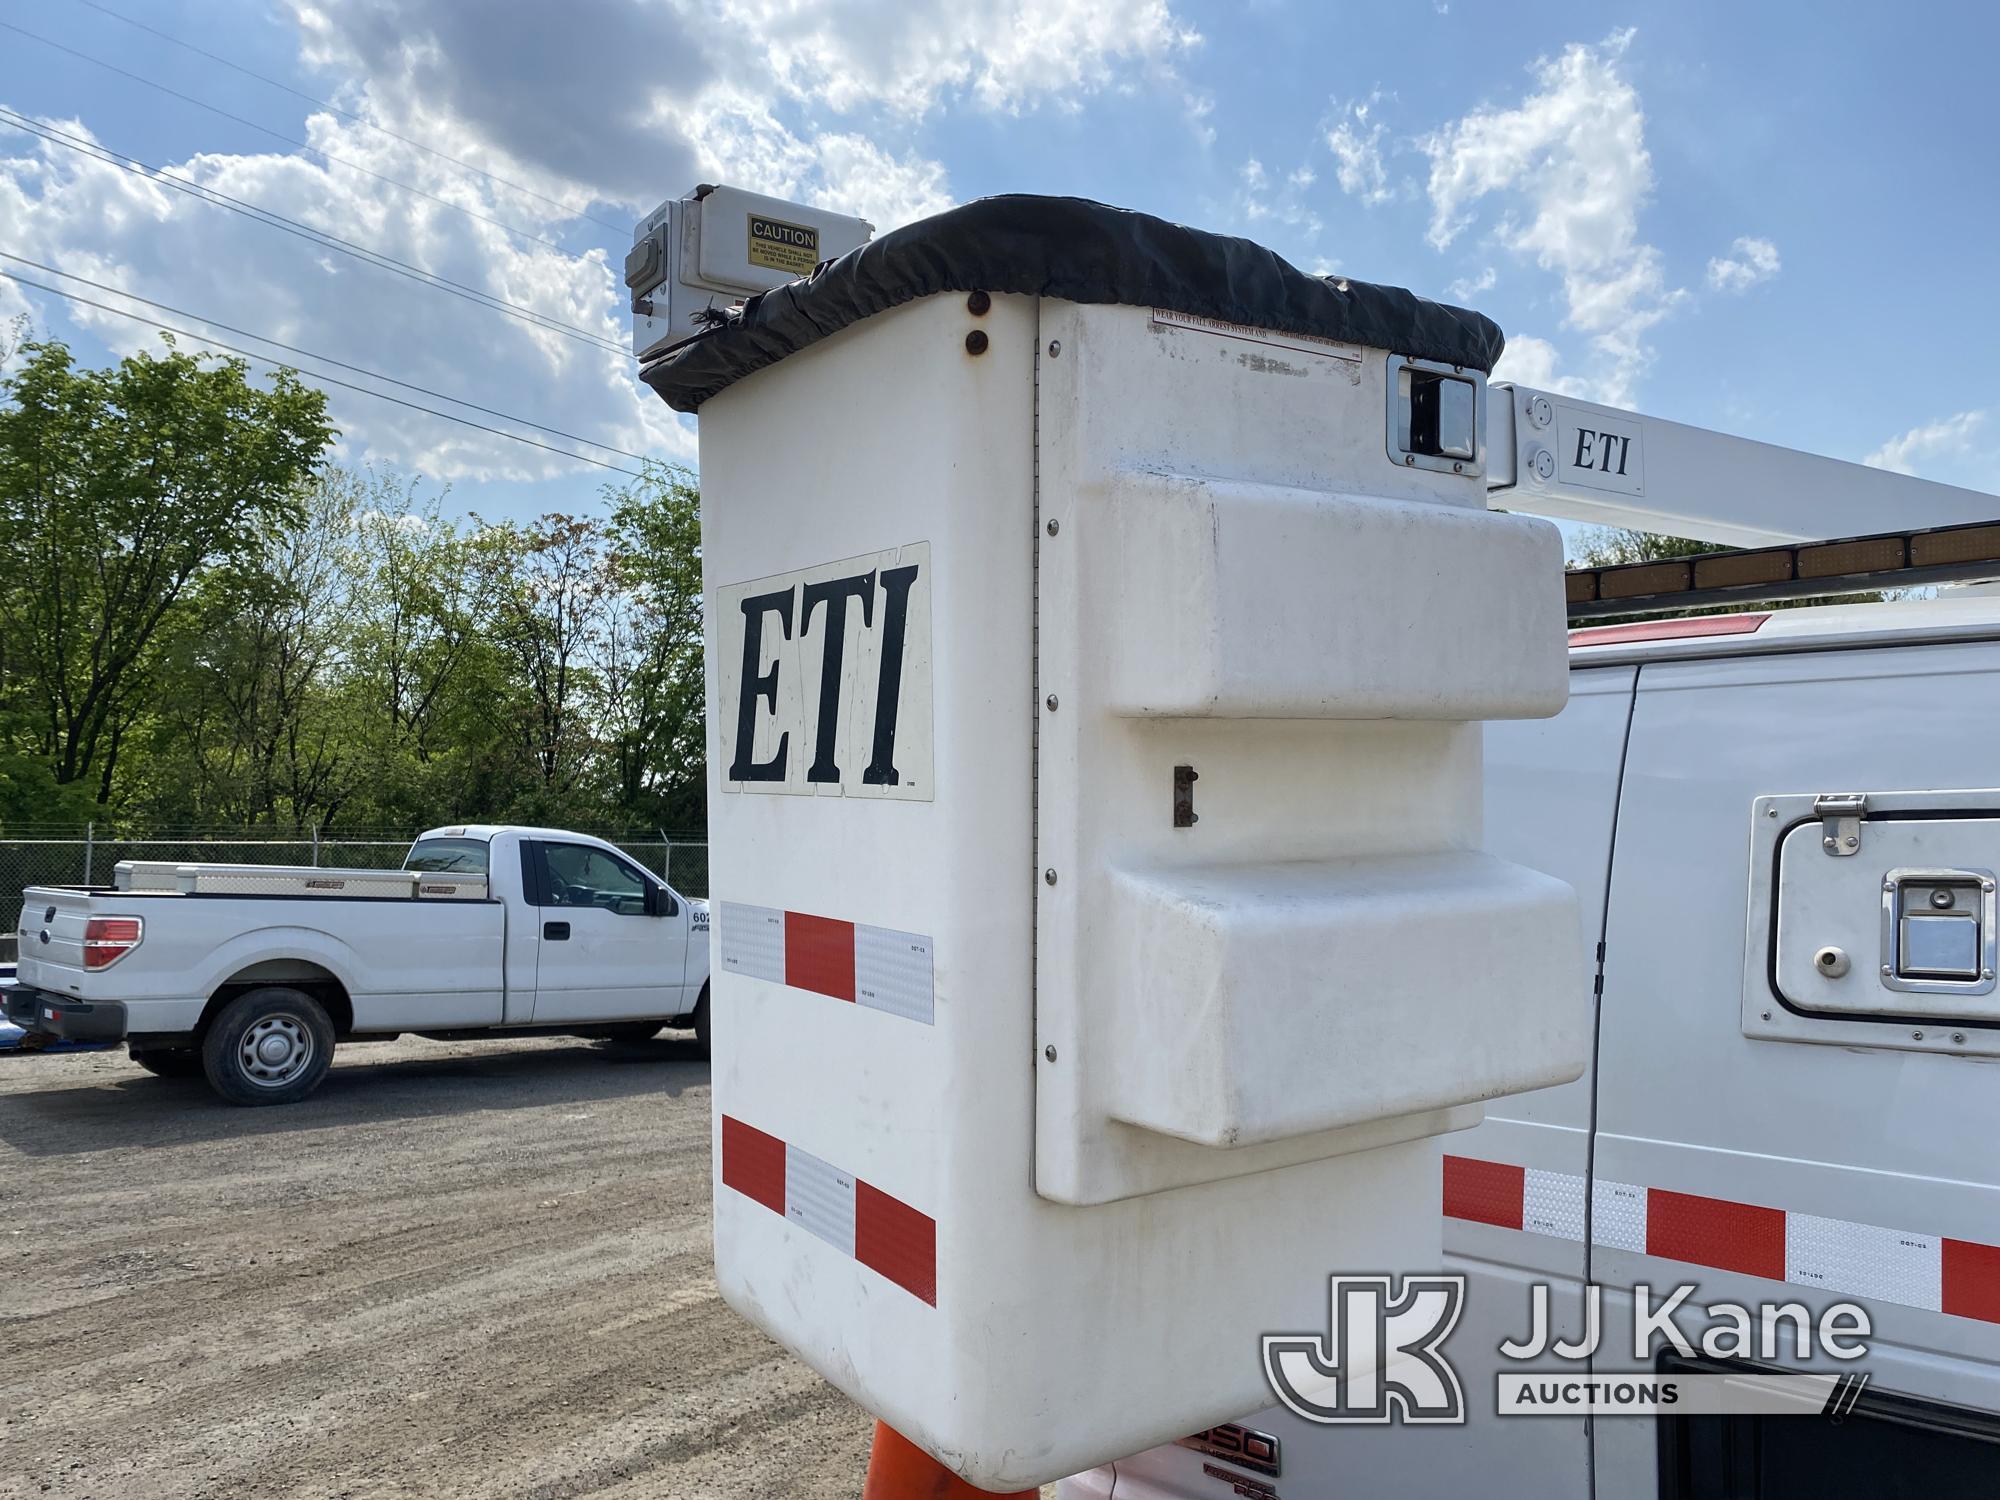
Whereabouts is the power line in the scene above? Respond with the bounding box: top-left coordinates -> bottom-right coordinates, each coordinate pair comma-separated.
0,268 -> 649,479
0,108 -> 628,354
0,252 -> 650,462
1,19 -> 582,255
0,108 -> 633,358
64,0 -> 628,234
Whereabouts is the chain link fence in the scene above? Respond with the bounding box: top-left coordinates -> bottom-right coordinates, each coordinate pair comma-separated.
0,828 -> 709,964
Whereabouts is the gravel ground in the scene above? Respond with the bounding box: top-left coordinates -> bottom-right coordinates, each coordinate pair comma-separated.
0,1034 -> 872,1499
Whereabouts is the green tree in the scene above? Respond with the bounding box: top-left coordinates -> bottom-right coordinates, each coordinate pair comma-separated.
486,512 -> 611,809
0,341 -> 711,837
0,751 -> 98,828
601,463 -> 705,829
133,470 -> 365,829
0,337 -> 333,803
349,476 -> 499,765
327,470 -> 520,827
1569,528 -> 1717,568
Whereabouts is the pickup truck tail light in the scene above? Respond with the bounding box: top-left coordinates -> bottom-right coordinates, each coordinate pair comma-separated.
83,915 -> 143,969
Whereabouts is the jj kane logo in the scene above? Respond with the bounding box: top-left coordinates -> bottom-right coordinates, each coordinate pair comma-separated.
1262,1275 -> 1467,1424
1262,1275 -> 1875,1423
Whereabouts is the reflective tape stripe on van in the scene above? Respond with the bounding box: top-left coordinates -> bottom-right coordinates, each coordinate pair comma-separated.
1444,1155 -> 2000,1324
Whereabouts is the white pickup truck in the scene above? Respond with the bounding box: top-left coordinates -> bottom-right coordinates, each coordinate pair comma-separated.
1,824 -> 711,1105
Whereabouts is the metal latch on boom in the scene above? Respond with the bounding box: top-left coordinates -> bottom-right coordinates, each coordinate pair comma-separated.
1816,792 -> 1868,856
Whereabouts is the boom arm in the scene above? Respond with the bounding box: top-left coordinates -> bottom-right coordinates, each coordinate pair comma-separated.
1489,384 -> 2000,546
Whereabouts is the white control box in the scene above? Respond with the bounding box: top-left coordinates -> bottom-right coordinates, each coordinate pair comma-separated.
625,185 -> 873,358
688,257 -> 1587,1487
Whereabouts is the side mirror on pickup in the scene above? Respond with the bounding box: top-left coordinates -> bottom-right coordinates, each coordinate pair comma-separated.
645,884 -> 678,918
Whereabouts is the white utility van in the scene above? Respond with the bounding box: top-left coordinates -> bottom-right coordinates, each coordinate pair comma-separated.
1064,595 -> 2000,1497
2,824 -> 711,1105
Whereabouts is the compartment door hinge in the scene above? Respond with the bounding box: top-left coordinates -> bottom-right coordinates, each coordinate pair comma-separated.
1815,792 -> 1868,857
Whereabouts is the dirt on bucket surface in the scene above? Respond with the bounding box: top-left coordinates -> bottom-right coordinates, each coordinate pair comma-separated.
0,1034 -> 872,1499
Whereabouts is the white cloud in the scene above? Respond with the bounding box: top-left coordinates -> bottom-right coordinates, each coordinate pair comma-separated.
8,0 -> 1205,494
0,109 -> 691,484
1447,266 -> 1496,302
1864,411 -> 1987,476
811,135 -> 956,228
1235,157 -> 1323,241
1706,235 -> 1780,293
667,95 -> 952,229
1185,89 -> 1218,147
289,0 -> 715,213
1420,29 -> 1681,406
716,0 -> 1203,116
1325,95 -> 1391,205
292,0 -> 1199,187
1490,334 -> 1588,397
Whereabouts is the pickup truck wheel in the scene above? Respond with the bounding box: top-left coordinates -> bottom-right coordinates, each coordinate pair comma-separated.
693,984 -> 710,1059
130,1047 -> 203,1079
201,988 -> 335,1107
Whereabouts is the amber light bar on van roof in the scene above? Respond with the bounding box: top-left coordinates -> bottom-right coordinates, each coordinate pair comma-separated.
1565,518 -> 2000,621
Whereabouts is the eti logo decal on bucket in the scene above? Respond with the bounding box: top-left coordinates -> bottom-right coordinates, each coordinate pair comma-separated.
714,543 -> 933,801
1262,1275 -> 1468,1425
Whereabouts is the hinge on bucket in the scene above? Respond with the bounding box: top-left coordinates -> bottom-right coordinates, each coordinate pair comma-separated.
1815,792 -> 1868,856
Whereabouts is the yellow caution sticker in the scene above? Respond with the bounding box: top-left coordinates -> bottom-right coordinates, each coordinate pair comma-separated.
747,214 -> 821,277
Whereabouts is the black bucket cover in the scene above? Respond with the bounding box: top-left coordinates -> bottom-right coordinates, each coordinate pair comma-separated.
640,194 -> 1504,413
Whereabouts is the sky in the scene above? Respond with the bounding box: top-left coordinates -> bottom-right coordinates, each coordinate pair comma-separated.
2,0 -> 1997,532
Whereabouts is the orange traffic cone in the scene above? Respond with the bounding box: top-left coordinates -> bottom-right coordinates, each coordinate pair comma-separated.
861,1421 -> 1037,1500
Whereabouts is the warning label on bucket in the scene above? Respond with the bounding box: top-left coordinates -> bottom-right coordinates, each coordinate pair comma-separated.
747,215 -> 821,277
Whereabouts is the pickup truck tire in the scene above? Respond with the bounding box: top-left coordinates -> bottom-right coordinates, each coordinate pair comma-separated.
693,984 -> 710,1058
201,988 -> 336,1107
130,1047 -> 203,1079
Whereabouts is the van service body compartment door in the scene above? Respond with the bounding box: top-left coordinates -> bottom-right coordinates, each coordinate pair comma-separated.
1753,793 -> 2000,1036
1591,640 -> 2000,1496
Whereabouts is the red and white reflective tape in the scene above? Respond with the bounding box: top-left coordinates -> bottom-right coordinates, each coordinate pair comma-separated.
721,1115 -> 937,1306
717,903 -> 934,1023
1444,1155 -> 2000,1325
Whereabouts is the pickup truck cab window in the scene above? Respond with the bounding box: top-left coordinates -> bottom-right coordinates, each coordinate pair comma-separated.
537,843 -> 650,916
404,837 -> 491,875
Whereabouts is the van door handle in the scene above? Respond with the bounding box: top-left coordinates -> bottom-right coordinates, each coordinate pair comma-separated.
543,921 -> 570,941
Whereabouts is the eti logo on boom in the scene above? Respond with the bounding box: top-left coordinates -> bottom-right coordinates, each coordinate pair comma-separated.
1554,410 -> 1644,497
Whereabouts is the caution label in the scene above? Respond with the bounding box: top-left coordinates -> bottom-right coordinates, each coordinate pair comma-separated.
747,214 -> 821,277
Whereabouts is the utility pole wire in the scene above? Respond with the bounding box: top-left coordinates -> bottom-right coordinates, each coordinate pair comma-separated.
2,19 -> 583,256
0,268 -> 650,480
65,0 -> 629,234
0,109 -> 634,358
0,252 -> 653,461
